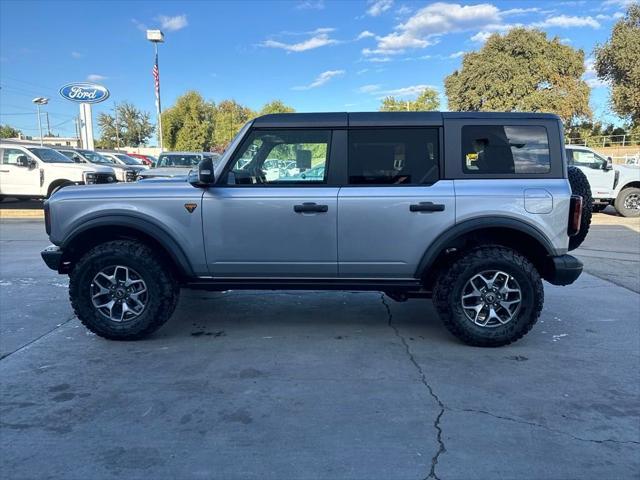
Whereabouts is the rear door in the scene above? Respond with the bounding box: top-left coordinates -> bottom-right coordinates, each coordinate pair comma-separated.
337,127 -> 455,278
202,128 -> 340,277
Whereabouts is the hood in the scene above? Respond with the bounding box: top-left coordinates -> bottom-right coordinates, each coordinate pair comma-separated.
615,163 -> 639,173
138,167 -> 193,178
52,162 -> 114,174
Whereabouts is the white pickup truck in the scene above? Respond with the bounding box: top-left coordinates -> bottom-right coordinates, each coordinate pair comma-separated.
565,145 -> 640,217
0,142 -> 117,201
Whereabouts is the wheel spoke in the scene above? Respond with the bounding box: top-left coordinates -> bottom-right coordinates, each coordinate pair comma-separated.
91,265 -> 148,323
461,269 -> 522,328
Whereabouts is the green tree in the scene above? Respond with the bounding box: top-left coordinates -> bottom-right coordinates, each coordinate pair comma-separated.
380,88 -> 440,111
98,102 -> 154,148
445,28 -> 591,123
213,100 -> 255,150
0,124 -> 21,138
161,91 -> 216,151
259,100 -> 295,115
594,4 -> 640,125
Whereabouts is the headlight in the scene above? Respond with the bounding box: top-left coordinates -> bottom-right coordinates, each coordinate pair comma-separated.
83,172 -> 96,184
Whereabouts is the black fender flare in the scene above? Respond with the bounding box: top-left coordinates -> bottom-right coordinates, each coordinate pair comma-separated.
415,216 -> 558,277
60,214 -> 195,277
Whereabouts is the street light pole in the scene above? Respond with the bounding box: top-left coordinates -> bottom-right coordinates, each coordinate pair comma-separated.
147,29 -> 165,151
32,97 -> 49,146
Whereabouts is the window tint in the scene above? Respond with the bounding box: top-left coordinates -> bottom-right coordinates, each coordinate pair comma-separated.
227,129 -> 331,184
348,128 -> 439,185
462,125 -> 550,174
2,148 -> 25,165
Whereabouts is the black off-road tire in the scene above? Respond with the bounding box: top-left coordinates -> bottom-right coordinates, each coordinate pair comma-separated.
69,240 -> 179,340
433,246 -> 544,347
567,166 -> 593,251
614,187 -> 640,218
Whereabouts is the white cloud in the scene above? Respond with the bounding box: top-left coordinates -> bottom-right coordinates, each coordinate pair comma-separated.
602,0 -> 635,7
87,74 -> 107,82
470,31 -> 492,43
367,0 -> 394,17
377,84 -> 438,99
502,7 -> 540,16
131,18 -> 147,32
583,57 -> 606,88
296,0 -> 325,9
596,12 -> 625,20
373,2 -> 501,54
357,30 -> 375,40
357,68 -> 370,75
358,84 -> 382,93
449,50 -> 466,58
157,14 -> 188,32
534,15 -> 600,29
293,70 -> 345,90
261,31 -> 339,52
71,51 -> 83,59
396,5 -> 412,16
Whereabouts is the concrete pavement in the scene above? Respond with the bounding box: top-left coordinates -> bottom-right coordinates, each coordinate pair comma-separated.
1,219 -> 639,479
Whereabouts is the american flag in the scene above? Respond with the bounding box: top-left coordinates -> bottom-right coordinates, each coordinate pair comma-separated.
152,52 -> 161,112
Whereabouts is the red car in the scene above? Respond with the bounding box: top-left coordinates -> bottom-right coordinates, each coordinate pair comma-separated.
127,153 -> 157,166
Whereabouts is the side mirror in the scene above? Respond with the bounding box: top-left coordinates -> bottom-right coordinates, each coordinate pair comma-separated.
16,155 -> 30,167
191,157 -> 215,187
603,158 -> 613,171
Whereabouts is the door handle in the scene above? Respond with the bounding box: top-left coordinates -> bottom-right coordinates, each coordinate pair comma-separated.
294,202 -> 328,213
0,170 -> 9,173
409,202 -> 445,213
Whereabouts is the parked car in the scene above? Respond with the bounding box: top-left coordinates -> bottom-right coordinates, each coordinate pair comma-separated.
127,153 -> 156,167
42,112 -> 589,347
0,142 -> 116,200
56,148 -> 137,183
98,151 -> 149,175
565,145 -> 640,217
136,152 -> 220,180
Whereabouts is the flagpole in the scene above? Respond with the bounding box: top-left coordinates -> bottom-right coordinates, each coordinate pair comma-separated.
154,42 -> 164,151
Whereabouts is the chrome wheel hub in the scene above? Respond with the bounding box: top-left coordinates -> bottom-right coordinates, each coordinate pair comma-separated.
623,193 -> 639,211
91,265 -> 148,322
461,270 -> 522,328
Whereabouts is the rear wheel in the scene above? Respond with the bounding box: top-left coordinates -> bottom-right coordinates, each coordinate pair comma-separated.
614,187 -> 640,218
433,246 -> 543,347
567,166 -> 592,251
69,240 -> 179,340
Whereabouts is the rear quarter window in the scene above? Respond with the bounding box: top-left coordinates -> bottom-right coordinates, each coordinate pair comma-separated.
462,125 -> 550,175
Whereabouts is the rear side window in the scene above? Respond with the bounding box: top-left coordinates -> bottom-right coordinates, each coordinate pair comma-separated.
348,128 -> 439,185
462,125 -> 550,174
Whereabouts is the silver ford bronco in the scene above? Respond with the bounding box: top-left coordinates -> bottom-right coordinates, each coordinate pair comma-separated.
41,112 -> 590,347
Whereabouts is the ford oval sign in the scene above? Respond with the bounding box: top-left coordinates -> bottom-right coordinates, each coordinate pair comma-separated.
59,82 -> 110,104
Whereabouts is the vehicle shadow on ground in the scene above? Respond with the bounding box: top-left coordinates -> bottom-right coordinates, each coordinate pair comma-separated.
0,198 -> 43,209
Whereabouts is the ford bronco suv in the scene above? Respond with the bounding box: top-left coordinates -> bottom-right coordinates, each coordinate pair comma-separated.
41,112 -> 590,347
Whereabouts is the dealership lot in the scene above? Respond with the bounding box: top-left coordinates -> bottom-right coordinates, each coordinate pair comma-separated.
1,217 -> 639,479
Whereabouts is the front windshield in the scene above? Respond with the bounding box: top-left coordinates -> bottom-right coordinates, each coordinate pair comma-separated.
115,154 -> 142,165
79,150 -> 113,164
27,147 -> 74,164
157,154 -> 202,168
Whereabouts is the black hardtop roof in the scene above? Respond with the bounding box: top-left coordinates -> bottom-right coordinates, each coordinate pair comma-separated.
252,111 -> 561,128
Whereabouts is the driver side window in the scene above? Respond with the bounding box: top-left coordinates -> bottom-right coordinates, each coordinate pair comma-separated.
226,129 -> 331,185
570,150 -> 604,169
2,148 -> 25,165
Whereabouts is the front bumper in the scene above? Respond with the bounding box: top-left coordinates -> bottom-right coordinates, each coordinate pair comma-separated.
545,254 -> 583,286
41,245 -> 63,271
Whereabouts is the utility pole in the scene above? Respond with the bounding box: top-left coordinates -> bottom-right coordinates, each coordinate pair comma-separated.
45,112 -> 51,136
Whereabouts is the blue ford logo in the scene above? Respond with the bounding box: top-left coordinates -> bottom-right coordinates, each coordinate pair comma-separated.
59,82 -> 110,104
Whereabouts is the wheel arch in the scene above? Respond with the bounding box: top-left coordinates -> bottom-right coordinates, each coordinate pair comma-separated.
416,217 -> 557,288
59,215 -> 195,279
619,180 -> 640,192
47,179 -> 75,197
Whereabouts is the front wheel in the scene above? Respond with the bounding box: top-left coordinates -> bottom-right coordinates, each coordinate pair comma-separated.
615,187 -> 640,218
433,247 -> 544,347
69,240 -> 179,340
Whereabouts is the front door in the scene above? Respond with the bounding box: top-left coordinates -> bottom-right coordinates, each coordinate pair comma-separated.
0,148 -> 41,196
202,128 -> 339,277
567,148 -> 615,197
338,127 -> 455,278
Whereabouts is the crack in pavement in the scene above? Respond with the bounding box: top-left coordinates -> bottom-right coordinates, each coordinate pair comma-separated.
457,408 -> 640,445
0,314 -> 76,361
381,294 -> 446,480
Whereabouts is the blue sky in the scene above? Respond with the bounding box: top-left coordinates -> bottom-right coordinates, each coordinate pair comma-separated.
0,0 -> 633,139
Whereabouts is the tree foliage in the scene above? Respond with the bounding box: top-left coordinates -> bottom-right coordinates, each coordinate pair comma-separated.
97,102 -> 154,148
444,28 -> 591,123
0,124 -> 21,138
594,4 -> 640,125
380,88 -> 440,112
161,94 -> 295,151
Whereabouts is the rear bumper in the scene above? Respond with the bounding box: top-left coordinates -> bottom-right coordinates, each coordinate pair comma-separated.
545,254 -> 583,286
41,245 -> 63,271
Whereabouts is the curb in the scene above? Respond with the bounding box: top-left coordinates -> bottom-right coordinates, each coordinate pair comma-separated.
0,209 -> 45,219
